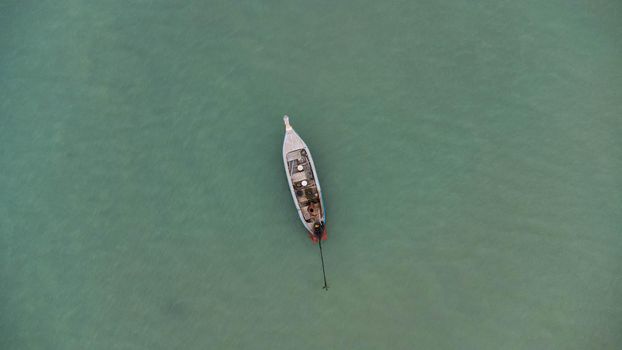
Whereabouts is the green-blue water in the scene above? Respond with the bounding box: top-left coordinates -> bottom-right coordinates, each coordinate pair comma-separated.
2,1 -> 621,349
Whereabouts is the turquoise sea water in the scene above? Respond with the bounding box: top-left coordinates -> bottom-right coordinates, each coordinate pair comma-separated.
2,1 -> 621,349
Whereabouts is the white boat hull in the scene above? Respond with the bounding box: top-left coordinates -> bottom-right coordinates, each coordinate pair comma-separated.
282,115 -> 326,242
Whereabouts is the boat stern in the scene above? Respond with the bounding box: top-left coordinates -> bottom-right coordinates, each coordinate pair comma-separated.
308,221 -> 327,243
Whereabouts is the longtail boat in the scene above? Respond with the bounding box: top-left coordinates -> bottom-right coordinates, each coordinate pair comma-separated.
282,115 -> 328,289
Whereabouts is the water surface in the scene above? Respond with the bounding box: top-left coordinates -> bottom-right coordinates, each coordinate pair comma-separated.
1,1 -> 621,349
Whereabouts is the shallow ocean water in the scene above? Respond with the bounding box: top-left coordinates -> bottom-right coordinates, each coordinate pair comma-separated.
1,1 -> 621,349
